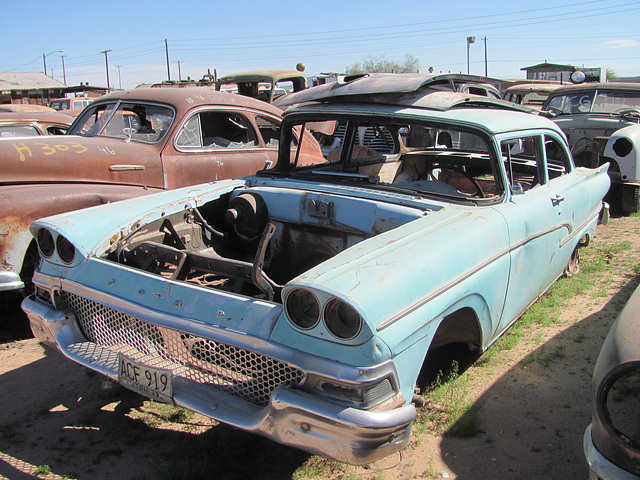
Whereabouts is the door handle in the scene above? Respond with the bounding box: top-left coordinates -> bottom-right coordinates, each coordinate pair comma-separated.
551,194 -> 565,206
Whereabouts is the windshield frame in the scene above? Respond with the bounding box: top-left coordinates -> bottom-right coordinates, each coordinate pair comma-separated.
68,100 -> 176,144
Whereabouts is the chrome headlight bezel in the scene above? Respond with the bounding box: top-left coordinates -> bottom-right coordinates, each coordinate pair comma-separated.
34,227 -> 80,267
284,287 -> 364,342
596,363 -> 640,453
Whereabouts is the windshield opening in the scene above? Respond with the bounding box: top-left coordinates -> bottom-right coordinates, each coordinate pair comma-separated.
69,102 -> 175,143
284,115 -> 503,201
545,89 -> 640,115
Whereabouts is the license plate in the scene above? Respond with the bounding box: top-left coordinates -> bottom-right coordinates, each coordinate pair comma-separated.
118,353 -> 173,403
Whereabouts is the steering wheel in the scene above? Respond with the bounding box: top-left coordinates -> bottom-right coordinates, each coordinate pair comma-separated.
617,109 -> 640,119
422,164 -> 484,198
543,106 -> 562,117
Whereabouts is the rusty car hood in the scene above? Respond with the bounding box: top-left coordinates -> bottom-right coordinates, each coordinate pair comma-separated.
0,135 -> 165,188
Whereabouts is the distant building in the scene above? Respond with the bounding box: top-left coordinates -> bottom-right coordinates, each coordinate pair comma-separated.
0,72 -> 106,105
521,62 -> 606,83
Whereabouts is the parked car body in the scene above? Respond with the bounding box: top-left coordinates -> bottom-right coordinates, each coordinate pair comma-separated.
541,83 -> 640,213
23,74 -> 610,464
584,283 -> 640,479
0,111 -> 73,136
49,97 -> 94,111
0,87 -> 307,306
503,83 -> 561,111
0,104 -> 57,113
215,69 -> 308,103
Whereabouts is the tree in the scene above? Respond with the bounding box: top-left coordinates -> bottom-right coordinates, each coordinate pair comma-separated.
345,54 -> 420,75
607,69 -> 619,81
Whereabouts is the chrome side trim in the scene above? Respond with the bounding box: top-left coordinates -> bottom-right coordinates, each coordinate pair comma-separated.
377,208 -> 600,332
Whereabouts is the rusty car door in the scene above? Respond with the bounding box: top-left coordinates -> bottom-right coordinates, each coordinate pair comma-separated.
160,108 -> 280,189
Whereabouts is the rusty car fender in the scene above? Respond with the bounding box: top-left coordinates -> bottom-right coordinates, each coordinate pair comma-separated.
0,183 -> 159,290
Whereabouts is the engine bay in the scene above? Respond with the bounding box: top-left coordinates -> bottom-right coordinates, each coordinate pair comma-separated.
103,187 -> 425,303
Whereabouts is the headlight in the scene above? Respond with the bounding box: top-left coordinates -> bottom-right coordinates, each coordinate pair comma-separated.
37,228 -> 55,258
313,376 -> 395,407
599,367 -> 640,448
324,298 -> 362,340
56,235 -> 76,264
285,288 -> 320,329
35,228 -> 77,265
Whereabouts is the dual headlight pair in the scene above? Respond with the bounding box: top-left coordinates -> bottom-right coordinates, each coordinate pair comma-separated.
285,288 -> 363,340
36,228 -> 76,264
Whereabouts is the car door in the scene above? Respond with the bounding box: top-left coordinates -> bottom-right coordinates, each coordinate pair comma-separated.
493,132 -> 577,336
161,107 -> 279,189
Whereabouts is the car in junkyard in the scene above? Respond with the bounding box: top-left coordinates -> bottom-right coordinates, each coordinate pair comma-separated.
541,82 -> 640,213
0,111 -> 73,136
0,86 -> 306,310
503,83 -> 561,111
48,96 -> 93,111
23,73 -> 610,464
584,283 -> 640,479
215,69 -> 308,103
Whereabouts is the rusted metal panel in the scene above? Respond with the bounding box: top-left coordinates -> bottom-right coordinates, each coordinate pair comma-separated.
0,137 -> 165,187
0,87 -> 291,297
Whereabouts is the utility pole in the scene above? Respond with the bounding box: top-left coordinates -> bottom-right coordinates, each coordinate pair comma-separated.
176,60 -> 184,81
42,50 -> 63,77
482,37 -> 488,76
101,50 -> 111,91
466,36 -> 476,74
165,39 -> 171,81
61,55 -> 67,85
116,65 -> 122,90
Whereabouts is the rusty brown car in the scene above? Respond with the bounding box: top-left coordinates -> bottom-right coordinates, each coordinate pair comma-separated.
0,111 -> 73,136
1,86 -> 319,311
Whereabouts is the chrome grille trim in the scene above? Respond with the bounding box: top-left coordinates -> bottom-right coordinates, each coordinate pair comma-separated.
61,291 -> 304,406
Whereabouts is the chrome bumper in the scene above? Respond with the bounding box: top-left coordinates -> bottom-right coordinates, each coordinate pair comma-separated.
584,425 -> 640,480
0,270 -> 24,292
23,295 -> 416,465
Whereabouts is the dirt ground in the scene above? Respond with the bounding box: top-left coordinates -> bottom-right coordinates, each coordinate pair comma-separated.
0,214 -> 638,480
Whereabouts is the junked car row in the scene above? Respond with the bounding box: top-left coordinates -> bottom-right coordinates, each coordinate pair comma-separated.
17,73 -> 614,466
0,86 -> 300,308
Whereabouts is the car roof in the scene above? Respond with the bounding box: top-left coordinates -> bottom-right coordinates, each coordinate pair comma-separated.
505,83 -> 562,94
0,104 -> 56,113
0,111 -> 74,124
216,69 -> 307,86
90,86 -> 284,118
550,82 -> 640,95
279,73 -> 504,106
285,94 -> 560,137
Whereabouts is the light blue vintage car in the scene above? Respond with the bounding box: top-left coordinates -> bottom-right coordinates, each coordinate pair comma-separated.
23,74 -> 610,465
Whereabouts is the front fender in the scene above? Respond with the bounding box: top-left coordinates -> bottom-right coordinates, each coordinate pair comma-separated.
0,183 -> 159,288
604,124 -> 640,183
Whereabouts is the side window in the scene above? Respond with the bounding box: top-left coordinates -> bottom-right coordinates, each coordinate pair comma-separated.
501,135 -> 543,192
256,116 -> 280,148
176,111 -> 257,149
544,135 -> 571,180
176,115 -> 202,147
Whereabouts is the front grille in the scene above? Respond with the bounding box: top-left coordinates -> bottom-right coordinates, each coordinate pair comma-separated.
61,291 -> 304,406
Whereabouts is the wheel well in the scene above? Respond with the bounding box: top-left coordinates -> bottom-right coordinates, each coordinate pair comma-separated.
19,240 -> 39,293
430,307 -> 482,351
416,308 -> 482,391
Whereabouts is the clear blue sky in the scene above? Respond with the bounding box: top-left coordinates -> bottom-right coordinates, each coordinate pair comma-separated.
2,0 -> 639,89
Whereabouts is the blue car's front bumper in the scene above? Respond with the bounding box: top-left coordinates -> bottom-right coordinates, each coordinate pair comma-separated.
23,294 -> 416,465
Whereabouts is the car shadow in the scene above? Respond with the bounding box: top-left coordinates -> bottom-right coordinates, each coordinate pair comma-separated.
437,276 -> 640,480
0,343 -> 311,480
